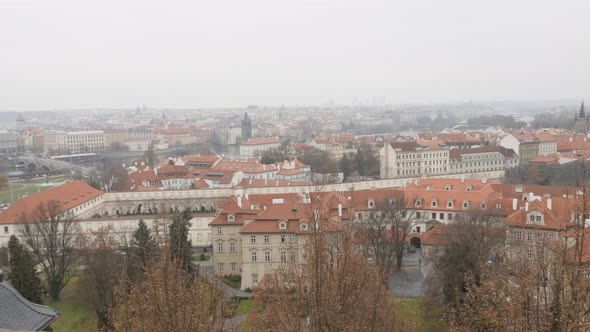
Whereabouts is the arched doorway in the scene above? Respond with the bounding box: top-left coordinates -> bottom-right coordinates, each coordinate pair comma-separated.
410,236 -> 421,248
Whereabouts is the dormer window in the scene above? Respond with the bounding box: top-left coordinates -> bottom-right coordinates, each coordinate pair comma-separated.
300,223 -> 308,230
526,212 -> 544,225
447,201 -> 453,208
431,200 -> 438,208
496,204 -> 502,209
466,185 -> 473,192
227,214 -> 235,222
279,221 -> 287,230
462,201 -> 469,209
522,196 -> 528,201
444,185 -> 451,191
368,199 -> 375,209
481,202 -> 487,209
415,199 -> 422,208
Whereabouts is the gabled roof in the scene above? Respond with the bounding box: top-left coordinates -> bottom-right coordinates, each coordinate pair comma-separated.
0,281 -> 59,331
504,198 -> 574,230
0,181 -> 103,224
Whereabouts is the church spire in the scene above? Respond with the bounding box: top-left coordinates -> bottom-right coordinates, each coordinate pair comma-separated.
580,101 -> 585,119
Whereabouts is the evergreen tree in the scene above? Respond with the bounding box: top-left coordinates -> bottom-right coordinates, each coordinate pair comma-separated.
169,209 -> 193,274
128,220 -> 158,280
8,235 -> 44,303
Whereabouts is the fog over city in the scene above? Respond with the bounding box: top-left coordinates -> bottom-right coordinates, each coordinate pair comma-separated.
2,0 -> 590,110
4,1 -> 590,332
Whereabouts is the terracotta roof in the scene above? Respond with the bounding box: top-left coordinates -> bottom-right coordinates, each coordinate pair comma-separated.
528,154 -> 559,164
242,137 -> 280,145
449,146 -> 516,160
0,181 -> 103,224
236,178 -> 308,188
181,155 -> 221,164
416,140 -> 446,150
533,133 -> 556,143
389,141 -> 421,151
213,159 -> 276,174
421,224 -> 449,246
504,198 -> 574,230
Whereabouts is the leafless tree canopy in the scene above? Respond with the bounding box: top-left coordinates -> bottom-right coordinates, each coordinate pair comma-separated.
109,253 -> 226,332
18,200 -> 80,301
360,195 -> 415,284
248,226 -> 399,331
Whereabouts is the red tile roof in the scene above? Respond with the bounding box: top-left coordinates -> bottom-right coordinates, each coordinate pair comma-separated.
0,181 -> 103,224
242,137 -> 280,145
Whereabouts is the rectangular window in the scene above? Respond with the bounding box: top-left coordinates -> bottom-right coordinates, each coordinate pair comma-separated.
527,232 -> 533,241
231,263 -> 236,272
447,213 -> 453,220
280,251 -> 287,262
217,226 -> 222,235
281,235 -> 286,243
230,242 -> 235,252
218,263 -> 224,272
416,212 -> 421,219
251,251 -> 257,262
264,235 -> 270,243
517,231 -> 523,240
289,251 -> 296,262
536,216 -> 542,222
439,213 -> 444,220
217,242 -> 223,253
289,234 -> 296,243
264,251 -> 271,262
527,249 -> 533,260
529,215 -> 535,222
250,235 -> 256,244
252,273 -> 258,284
431,213 -> 436,220
3,226 -> 7,234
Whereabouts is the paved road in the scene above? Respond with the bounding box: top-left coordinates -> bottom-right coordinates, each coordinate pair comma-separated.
388,266 -> 425,298
195,261 -> 252,298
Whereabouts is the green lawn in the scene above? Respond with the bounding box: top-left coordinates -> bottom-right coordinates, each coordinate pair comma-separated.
237,299 -> 254,316
47,276 -> 98,332
395,298 -> 445,332
0,176 -> 69,202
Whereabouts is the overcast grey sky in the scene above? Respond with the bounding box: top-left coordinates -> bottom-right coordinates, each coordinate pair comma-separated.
1,0 -> 588,110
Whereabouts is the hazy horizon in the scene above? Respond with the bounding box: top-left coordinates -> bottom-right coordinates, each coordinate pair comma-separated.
1,0 -> 589,111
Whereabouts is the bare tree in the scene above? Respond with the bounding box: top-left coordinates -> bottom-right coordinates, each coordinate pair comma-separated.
109,251 -> 226,332
79,226 -> 126,330
425,210 -> 505,313
360,194 -> 415,284
18,200 -> 80,301
247,198 -> 399,331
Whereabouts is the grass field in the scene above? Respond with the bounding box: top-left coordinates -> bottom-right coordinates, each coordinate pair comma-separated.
0,176 -> 68,202
47,276 -> 98,332
395,298 -> 445,332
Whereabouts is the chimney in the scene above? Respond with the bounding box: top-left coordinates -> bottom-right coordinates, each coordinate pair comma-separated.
237,196 -> 242,208
512,198 -> 518,211
481,177 -> 487,184
547,198 -> 552,210
525,202 -> 529,212
460,175 -> 465,183
338,204 -> 343,217
245,193 -> 249,200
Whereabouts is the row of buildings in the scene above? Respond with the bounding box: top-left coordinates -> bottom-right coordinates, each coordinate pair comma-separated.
126,155 -> 311,191
209,177 -> 585,290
